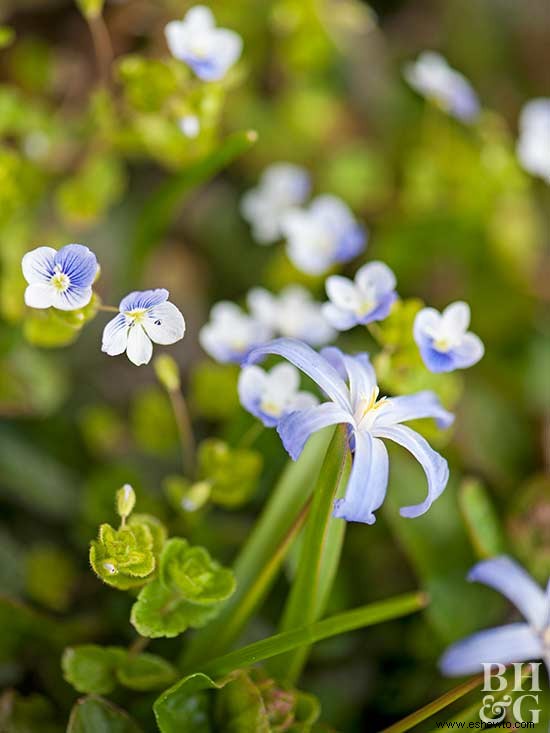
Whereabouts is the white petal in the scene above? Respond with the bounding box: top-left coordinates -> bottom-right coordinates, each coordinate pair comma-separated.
325,275 -> 359,310
126,326 -> 153,366
24,283 -> 55,309
184,5 -> 215,30
322,303 -> 358,331
413,306 -> 441,341
268,362 -> 300,394
102,314 -> 129,356
143,302 -> 185,345
247,288 -> 277,327
355,261 -> 396,295
51,286 -> 93,311
22,246 -> 56,285
453,332 -> 484,368
289,391 -> 319,411
238,365 -> 267,407
442,301 -> 470,335
211,29 -> 242,71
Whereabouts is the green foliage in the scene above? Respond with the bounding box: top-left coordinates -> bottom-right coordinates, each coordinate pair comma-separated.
75,0 -> 104,20
62,645 -> 177,695
23,294 -> 100,348
67,696 -> 143,733
25,545 -> 76,612
190,361 -> 240,419
0,690 -> 60,733
90,521 -> 157,590
154,354 -> 181,392
197,438 -> 263,508
164,475 -> 212,514
458,479 -> 506,559
130,387 -> 179,457
131,538 -> 236,638
0,26 -> 15,50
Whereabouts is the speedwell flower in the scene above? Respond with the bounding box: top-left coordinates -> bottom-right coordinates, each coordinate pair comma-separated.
516,98 -> 550,184
244,338 -> 454,524
323,261 -> 397,331
22,243 -> 98,311
281,195 -> 366,275
239,363 -> 319,428
165,5 -> 242,82
440,556 -> 550,676
414,301 -> 484,373
403,51 -> 479,122
199,301 -> 271,364
240,163 -> 311,244
102,289 -> 185,367
248,285 -> 335,346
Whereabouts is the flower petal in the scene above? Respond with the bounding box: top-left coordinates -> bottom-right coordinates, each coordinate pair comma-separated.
245,338 -> 351,410
24,283 -> 55,309
51,286 -> 93,311
126,326 -> 153,366
320,347 -> 377,398
375,391 -> 454,429
143,301 -> 185,345
102,314 -> 129,356
373,424 -> 449,518
356,261 -> 396,295
322,302 -> 358,331
413,307 -> 441,342
442,301 -> 470,335
468,556 -> 547,630
21,246 -> 56,285
325,275 -> 359,310
269,362 -> 300,394
277,402 -> 352,460
451,332 -> 485,369
54,244 -> 98,288
120,289 -> 168,312
439,623 -> 542,676
333,431 -> 389,524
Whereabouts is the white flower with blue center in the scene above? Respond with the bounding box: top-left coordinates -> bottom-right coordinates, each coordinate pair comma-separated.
281,195 -> 367,275
247,285 -> 335,346
22,244 -> 98,311
440,557 -> 550,677
403,51 -> 480,122
240,163 -> 311,244
199,301 -> 271,364
516,98 -> 550,184
244,338 -> 454,525
102,289 -> 185,367
239,363 -> 319,428
414,301 -> 484,373
322,261 -> 397,331
165,5 -> 242,82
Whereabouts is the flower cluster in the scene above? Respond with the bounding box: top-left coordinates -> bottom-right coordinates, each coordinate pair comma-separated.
241,163 -> 366,274
22,244 -> 185,366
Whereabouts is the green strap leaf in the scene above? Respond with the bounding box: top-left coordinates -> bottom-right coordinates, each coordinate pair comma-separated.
182,428 -> 334,667
458,478 -> 506,559
125,130 -> 257,284
268,426 -> 350,683
195,592 -> 427,679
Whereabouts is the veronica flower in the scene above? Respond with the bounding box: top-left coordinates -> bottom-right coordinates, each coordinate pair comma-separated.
414,301 -> 484,373
440,557 -> 550,676
281,195 -> 366,275
516,98 -> 550,184
199,302 -> 271,363
248,285 -> 335,346
244,338 -> 453,524
323,261 -> 397,331
102,289 -> 185,367
239,363 -> 319,427
22,244 -> 98,311
403,51 -> 479,122
165,5 -> 242,82
240,163 -> 311,244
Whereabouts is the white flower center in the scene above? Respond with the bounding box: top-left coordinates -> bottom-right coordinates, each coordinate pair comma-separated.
50,265 -> 70,293
354,386 -> 386,430
260,398 -> 283,418
125,308 -> 148,325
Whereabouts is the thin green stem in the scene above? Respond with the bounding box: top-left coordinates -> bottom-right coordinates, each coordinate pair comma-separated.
97,304 -> 119,313
128,635 -> 150,657
196,592 -> 428,679
238,421 -> 264,449
87,13 -> 113,84
168,388 -> 196,477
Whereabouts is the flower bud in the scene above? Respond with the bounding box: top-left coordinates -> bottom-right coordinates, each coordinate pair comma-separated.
154,354 -> 181,392
116,484 -> 136,520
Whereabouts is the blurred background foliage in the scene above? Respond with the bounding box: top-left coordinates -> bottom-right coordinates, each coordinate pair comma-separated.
0,0 -> 548,731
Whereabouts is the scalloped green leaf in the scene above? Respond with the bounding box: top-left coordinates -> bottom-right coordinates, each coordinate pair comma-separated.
89,522 -> 155,590
116,652 -> 177,692
62,645 -> 126,695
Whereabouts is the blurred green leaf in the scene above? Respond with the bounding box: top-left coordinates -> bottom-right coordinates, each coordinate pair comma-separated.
23,295 -> 99,349
0,690 -> 60,733
198,439 -> 263,508
190,362 -> 240,420
62,646 -> 125,696
131,538 -> 235,638
214,669 -> 270,733
0,26 -> 15,50
116,652 -> 177,692
130,386 -> 178,457
26,545 -> 77,612
458,479 -> 506,559
67,696 -> 143,733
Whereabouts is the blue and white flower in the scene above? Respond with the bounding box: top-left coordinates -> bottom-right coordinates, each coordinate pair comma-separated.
179,115 -> 201,139
440,557 -> 550,676
22,244 -> 98,311
239,363 -> 319,427
244,338 -> 454,524
102,289 -> 185,367
199,301 -> 271,364
414,301 -> 484,373
281,195 -> 367,275
248,285 -> 335,346
516,98 -> 550,184
165,5 -> 242,82
240,163 -> 311,244
403,51 -> 479,122
323,261 -> 397,331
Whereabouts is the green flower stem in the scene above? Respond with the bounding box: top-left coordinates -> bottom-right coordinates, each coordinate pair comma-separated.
380,675 -> 485,733
268,425 -> 351,683
86,12 -> 113,85
238,421 -> 264,449
196,592 -> 427,679
167,387 -> 196,478
96,304 -> 119,313
181,427 -> 334,668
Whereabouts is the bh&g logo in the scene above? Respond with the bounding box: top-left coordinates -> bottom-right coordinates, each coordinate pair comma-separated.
480,663 -> 542,725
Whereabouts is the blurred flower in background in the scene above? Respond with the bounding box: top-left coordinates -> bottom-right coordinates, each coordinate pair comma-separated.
199,301 -> 271,363
516,98 -> 550,183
